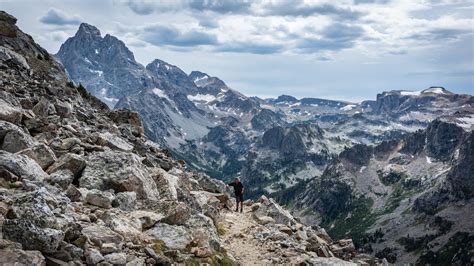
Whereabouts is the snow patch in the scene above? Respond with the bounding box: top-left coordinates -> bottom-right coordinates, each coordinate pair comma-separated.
423,87 -> 445,94
95,49 -> 99,54
194,75 -> 209,83
187,94 -> 216,103
152,88 -> 170,101
426,156 -> 432,164
399,90 -> 421,96
90,69 -> 103,76
340,104 -> 356,111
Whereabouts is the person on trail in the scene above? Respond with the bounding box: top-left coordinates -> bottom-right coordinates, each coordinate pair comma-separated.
228,178 -> 244,213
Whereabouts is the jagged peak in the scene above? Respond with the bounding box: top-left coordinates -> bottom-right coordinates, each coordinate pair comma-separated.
76,22 -> 101,37
0,10 -> 17,25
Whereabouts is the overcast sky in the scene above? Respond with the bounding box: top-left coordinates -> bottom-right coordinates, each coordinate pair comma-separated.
2,0 -> 473,101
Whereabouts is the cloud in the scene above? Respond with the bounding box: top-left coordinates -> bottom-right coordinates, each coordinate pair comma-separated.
141,25 -> 218,47
297,23 -> 365,52
40,8 -> 82,25
126,0 -> 156,15
215,42 -> 283,54
258,1 -> 364,20
406,28 -> 472,42
188,0 -> 252,13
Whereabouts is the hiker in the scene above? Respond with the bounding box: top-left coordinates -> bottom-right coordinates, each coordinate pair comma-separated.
228,178 -> 244,213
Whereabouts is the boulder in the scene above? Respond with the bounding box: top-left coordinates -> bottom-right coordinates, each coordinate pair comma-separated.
161,202 -> 192,225
3,215 -> 64,254
54,100 -> 72,118
130,210 -> 164,230
65,184 -> 83,201
32,97 -> 55,117
113,191 -> 137,211
0,98 -> 23,125
191,247 -> 213,258
153,168 -> 179,200
101,211 -> 142,242
0,150 -> 48,181
47,153 -> 86,177
82,225 -> 124,246
108,109 -> 144,137
104,252 -> 127,265
80,151 -> 159,201
85,248 -> 104,265
96,132 -> 134,151
145,223 -> 192,250
101,243 -> 119,254
86,189 -> 115,209
18,143 -> 57,169
1,127 -> 35,153
0,249 -> 45,265
254,197 -> 296,225
254,215 -> 275,225
48,169 -> 74,189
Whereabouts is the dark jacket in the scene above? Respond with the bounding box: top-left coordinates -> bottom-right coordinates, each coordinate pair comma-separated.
228,181 -> 244,195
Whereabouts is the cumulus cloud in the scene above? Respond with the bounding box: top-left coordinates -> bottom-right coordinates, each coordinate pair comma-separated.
297,23 -> 365,52
40,8 -> 82,25
215,42 -> 283,54
141,25 -> 218,47
257,2 -> 364,20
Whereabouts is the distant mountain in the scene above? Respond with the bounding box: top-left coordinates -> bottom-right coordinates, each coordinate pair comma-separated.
56,23 -> 154,107
277,114 -> 474,264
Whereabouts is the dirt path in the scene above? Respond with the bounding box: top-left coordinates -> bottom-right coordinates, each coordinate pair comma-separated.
220,208 -> 271,265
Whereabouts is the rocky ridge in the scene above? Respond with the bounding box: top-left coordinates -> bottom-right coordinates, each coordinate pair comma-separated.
0,11 -> 371,265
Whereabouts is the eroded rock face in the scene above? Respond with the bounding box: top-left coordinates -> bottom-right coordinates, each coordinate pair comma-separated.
80,151 -> 159,201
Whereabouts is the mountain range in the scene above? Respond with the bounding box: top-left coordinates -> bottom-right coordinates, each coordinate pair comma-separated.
55,22 -> 474,264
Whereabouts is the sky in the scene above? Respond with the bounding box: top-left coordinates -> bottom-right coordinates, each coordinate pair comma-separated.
1,0 -> 473,101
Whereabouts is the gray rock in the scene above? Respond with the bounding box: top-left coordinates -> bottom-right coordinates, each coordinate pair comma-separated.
96,132 -> 134,151
47,153 -> 86,177
80,151 -> 159,201
32,97 -> 55,117
0,98 -> 23,125
3,219 -> 64,253
0,150 -> 48,181
86,189 -> 114,209
1,127 -> 35,153
54,100 -> 72,118
48,169 -> 74,189
0,249 -> 45,265
101,243 -> 119,254
82,225 -> 124,246
65,184 -> 83,201
104,252 -> 127,265
85,248 -> 104,265
145,223 -> 192,250
113,191 -> 137,211
18,143 -> 57,169
130,210 -> 164,230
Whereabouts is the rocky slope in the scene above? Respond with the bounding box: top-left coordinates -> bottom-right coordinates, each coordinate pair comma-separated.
0,11 -> 372,265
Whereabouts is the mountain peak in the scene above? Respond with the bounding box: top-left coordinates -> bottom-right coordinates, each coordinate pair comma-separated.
76,22 -> 101,37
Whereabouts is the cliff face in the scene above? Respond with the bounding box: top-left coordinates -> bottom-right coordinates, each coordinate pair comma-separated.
0,11 -> 368,265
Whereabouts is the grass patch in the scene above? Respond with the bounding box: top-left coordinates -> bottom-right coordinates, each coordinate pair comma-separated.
152,240 -> 166,254
217,223 -> 227,236
322,196 -> 377,247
